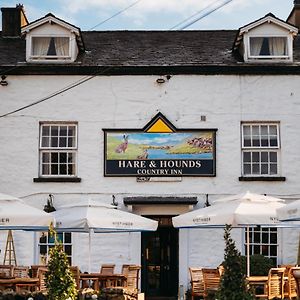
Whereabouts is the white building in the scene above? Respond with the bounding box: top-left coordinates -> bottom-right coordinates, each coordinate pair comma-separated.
1,2 -> 300,298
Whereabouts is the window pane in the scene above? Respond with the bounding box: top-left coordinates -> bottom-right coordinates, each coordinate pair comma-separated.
262,233 -> 269,244
51,137 -> 58,147
252,137 -> 260,147
40,245 -> 47,255
261,152 -> 268,162
39,233 -> 47,244
42,137 -> 49,147
254,232 -> 260,243
261,164 -> 268,174
42,126 -> 50,136
68,126 -> 76,136
243,152 -> 251,163
261,245 -> 268,256
42,152 -> 50,163
59,137 -> 67,147
51,126 -> 59,136
42,164 -> 50,175
254,245 -> 260,254
64,245 -> 72,255
51,153 -> 58,163
60,164 -> 67,175
270,246 -> 277,256
51,164 -> 59,175
261,126 -> 268,135
252,126 -> 259,135
261,135 -> 269,147
68,164 -> 75,175
270,136 -> 278,147
270,164 -> 278,175
60,126 -> 68,137
68,137 -> 75,147
270,233 -> 277,244
269,126 -> 277,135
252,164 -> 259,174
252,152 -> 259,162
60,152 -> 67,163
270,152 -> 277,162
65,233 -> 72,243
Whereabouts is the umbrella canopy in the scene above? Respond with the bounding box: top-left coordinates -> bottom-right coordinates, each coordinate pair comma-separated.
51,200 -> 158,272
173,191 -> 285,228
277,200 -> 300,221
172,191 -> 286,277
52,200 -> 158,232
0,193 -> 54,230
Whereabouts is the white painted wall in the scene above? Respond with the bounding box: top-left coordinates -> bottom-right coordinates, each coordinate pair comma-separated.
0,74 -> 300,290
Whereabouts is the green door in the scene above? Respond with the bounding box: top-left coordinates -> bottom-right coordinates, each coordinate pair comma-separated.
141,216 -> 179,299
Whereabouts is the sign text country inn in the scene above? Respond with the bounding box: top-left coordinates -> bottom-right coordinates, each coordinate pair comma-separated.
104,113 -> 217,177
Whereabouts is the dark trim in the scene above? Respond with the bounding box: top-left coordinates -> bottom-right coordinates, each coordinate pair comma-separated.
4,64 -> 300,76
142,112 -> 177,132
33,177 -> 81,182
124,196 -> 198,205
239,176 -> 286,181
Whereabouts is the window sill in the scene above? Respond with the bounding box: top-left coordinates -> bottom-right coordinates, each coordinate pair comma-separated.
33,177 -> 81,183
239,176 -> 286,182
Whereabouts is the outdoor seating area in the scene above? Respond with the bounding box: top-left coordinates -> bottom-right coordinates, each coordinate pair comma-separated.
0,263 -> 141,296
189,265 -> 300,300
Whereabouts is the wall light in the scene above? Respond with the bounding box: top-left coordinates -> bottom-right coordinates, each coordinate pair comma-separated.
0,75 -> 8,86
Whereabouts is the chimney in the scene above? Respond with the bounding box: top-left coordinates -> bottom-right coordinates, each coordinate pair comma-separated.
287,0 -> 300,28
1,4 -> 28,37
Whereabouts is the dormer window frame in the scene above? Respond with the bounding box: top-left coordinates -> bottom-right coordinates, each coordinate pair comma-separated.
244,34 -> 293,62
28,34 -> 72,63
21,13 -> 85,64
233,14 -> 298,64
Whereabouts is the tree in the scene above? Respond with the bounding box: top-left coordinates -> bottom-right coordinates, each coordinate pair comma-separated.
45,225 -> 78,300
217,224 -> 254,300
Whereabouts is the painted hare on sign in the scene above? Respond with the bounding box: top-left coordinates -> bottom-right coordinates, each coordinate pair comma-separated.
115,134 -> 129,153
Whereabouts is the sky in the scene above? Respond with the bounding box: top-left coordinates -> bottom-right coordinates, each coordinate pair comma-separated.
0,0 -> 295,31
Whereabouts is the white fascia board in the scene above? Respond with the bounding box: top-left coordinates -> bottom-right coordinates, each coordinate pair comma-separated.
239,16 -> 298,35
21,15 -> 80,36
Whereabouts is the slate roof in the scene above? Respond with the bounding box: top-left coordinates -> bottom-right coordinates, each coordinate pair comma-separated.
1,29 -> 300,75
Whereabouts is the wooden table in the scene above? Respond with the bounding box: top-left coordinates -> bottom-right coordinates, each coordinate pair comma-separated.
80,273 -> 127,291
0,277 -> 39,291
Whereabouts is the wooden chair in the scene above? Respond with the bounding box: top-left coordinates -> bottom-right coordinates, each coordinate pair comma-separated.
13,266 -> 29,278
70,266 -> 80,290
126,265 -> 141,292
255,267 -> 285,300
30,265 -> 47,278
0,265 -> 13,278
100,264 -> 115,275
15,266 -> 48,293
189,267 -> 204,300
202,268 -> 220,300
286,267 -> 300,300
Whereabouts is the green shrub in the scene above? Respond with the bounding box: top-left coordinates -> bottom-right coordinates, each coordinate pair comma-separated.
217,224 -> 254,300
45,226 -> 78,300
241,254 -> 274,276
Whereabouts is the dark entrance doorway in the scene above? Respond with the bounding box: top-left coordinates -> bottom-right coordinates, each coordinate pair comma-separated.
141,216 -> 179,300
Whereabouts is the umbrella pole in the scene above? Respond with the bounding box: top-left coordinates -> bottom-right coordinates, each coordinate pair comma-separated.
88,230 -> 91,273
246,226 -> 250,277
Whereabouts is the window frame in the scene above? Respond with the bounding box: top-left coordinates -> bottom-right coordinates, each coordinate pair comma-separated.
244,33 -> 293,62
247,35 -> 289,59
38,231 -> 72,265
29,34 -> 72,61
39,122 -> 78,178
244,227 -> 278,266
241,122 -> 281,177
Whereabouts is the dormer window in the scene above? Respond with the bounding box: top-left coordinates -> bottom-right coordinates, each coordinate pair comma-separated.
21,13 -> 85,64
249,36 -> 288,59
31,36 -> 70,60
233,13 -> 298,63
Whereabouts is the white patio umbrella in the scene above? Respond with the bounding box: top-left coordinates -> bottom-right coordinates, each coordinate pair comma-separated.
0,193 -> 54,230
172,191 -> 286,277
277,200 -> 300,221
51,200 -> 158,272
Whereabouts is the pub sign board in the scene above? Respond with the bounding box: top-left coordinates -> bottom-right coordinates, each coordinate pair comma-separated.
104,113 -> 217,177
